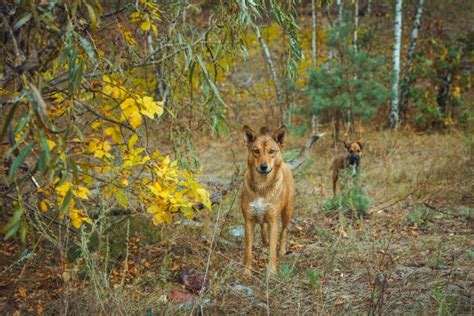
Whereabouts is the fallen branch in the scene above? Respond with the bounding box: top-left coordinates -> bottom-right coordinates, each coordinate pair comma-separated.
423,202 -> 467,219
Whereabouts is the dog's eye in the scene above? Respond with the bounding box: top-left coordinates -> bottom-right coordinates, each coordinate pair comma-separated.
269,149 -> 276,155
253,149 -> 259,155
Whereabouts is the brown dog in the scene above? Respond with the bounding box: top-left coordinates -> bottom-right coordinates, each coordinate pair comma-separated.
332,140 -> 364,195
241,125 -> 294,274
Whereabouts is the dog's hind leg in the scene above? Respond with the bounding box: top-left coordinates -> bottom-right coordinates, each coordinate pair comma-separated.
244,221 -> 255,274
279,203 -> 293,257
332,171 -> 338,196
260,223 -> 269,246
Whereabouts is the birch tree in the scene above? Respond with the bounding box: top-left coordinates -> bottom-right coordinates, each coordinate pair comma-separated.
337,0 -> 343,23
354,0 -> 359,51
390,0 -> 403,129
311,0 -> 318,132
311,0 -> 318,66
400,0 -> 425,117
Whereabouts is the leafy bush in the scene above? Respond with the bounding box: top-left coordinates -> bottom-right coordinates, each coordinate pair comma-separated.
324,169 -> 371,217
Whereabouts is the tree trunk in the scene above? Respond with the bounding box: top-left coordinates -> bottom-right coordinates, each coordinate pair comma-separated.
311,0 -> 318,133
367,0 -> 372,17
436,72 -> 452,114
390,0 -> 403,129
253,24 -> 287,125
311,0 -> 318,66
354,0 -> 359,51
337,0 -> 343,23
400,0 -> 425,118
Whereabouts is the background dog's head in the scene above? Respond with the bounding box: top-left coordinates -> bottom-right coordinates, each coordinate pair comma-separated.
243,125 -> 287,174
344,140 -> 364,165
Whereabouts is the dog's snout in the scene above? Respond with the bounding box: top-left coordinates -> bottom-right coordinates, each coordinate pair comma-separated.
260,163 -> 268,172
349,154 -> 360,165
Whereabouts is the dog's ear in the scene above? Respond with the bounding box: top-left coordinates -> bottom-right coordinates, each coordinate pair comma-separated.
243,125 -> 256,145
273,125 -> 288,147
357,141 -> 364,150
344,140 -> 352,150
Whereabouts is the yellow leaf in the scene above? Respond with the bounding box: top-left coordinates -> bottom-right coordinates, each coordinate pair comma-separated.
56,181 -> 73,197
140,20 -> 151,31
128,134 -> 139,148
452,86 -> 461,99
40,200 -> 49,212
74,186 -> 91,200
140,96 -> 164,119
121,98 -> 142,128
116,189 -> 128,208
151,24 -> 158,36
124,31 -> 137,46
104,126 -> 122,144
46,139 -> 56,151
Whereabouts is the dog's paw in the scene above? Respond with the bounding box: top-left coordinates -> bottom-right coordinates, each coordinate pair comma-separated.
243,267 -> 252,276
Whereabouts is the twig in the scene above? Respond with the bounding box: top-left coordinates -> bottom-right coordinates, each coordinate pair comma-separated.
75,101 -> 134,131
423,202 -> 466,219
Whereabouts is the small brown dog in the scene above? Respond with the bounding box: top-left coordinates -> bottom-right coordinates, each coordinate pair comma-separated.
241,125 -> 294,274
332,140 -> 364,195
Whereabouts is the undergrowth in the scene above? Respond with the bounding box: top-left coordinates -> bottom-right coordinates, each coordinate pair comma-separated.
324,168 -> 371,217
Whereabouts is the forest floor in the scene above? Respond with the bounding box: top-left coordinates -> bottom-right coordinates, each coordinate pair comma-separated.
1,128 -> 472,314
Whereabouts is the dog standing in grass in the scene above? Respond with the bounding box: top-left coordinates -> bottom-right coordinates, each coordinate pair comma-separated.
241,125 -> 294,274
332,140 -> 364,195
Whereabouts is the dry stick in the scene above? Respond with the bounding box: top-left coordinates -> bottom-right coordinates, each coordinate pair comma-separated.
423,202 -> 465,219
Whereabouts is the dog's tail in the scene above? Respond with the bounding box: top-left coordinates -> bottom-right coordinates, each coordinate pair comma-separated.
288,133 -> 325,170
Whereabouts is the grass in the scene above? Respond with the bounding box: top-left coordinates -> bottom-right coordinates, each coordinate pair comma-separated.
1,130 -> 473,314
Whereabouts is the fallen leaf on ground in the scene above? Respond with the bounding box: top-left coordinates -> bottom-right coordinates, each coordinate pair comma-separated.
178,268 -> 209,293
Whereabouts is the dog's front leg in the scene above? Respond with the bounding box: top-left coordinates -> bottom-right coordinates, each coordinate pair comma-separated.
243,220 -> 255,274
260,223 -> 269,246
268,219 -> 279,274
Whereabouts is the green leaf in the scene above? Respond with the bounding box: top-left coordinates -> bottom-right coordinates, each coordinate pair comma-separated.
19,221 -> 27,244
28,84 -> 49,127
13,13 -> 32,31
0,106 -> 17,144
85,2 -> 97,32
3,207 -> 24,240
14,113 -> 31,136
3,222 -> 20,241
60,189 -> 73,213
79,36 -> 96,60
197,55 -> 227,108
6,128 -> 29,156
8,141 -> 35,182
38,130 -> 51,163
38,151 -> 47,175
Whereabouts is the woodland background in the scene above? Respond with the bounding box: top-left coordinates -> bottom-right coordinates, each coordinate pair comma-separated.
0,0 -> 472,314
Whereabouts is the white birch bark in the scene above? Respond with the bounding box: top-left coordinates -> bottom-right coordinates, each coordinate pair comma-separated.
400,0 -> 424,114
337,0 -> 343,23
311,0 -> 317,66
390,0 -> 403,129
311,0 -> 318,133
406,0 -> 424,62
354,0 -> 359,51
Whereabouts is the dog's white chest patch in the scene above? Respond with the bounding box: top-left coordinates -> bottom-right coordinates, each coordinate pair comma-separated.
350,164 -> 357,176
249,198 -> 266,222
